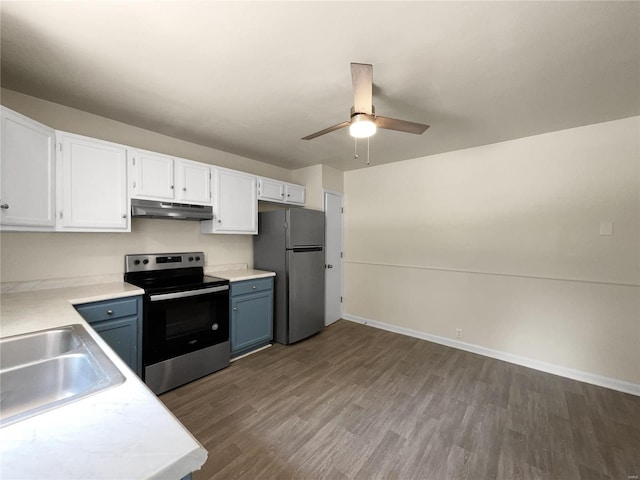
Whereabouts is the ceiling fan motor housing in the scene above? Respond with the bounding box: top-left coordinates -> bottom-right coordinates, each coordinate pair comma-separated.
350,105 -> 375,118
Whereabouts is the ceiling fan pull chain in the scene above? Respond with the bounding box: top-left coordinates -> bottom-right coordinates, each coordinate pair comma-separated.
354,137 -> 359,160
366,136 -> 370,166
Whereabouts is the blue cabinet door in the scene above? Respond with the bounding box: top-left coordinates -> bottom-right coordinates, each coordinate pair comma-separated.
91,316 -> 139,374
231,291 -> 273,355
230,278 -> 273,358
75,296 -> 142,377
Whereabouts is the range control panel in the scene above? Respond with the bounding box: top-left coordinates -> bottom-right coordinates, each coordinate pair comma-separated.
124,252 -> 205,273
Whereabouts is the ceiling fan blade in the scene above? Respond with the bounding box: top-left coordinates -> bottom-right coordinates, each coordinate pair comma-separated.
375,116 -> 430,135
351,63 -> 373,115
301,120 -> 350,140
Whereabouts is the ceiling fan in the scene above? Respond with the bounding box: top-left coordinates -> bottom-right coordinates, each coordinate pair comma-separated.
301,63 -> 430,141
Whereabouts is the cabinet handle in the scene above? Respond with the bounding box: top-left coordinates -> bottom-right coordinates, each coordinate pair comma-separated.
0,204 -> 8,210
233,307 -> 237,311
121,214 -> 127,218
218,219 -> 222,223
170,185 -> 174,190
327,264 -> 333,269
183,187 -> 187,192
287,194 -> 291,197
252,285 -> 256,289
106,309 -> 114,315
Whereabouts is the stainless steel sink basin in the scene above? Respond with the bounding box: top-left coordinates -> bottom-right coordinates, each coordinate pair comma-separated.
1,327 -> 80,369
0,324 -> 126,427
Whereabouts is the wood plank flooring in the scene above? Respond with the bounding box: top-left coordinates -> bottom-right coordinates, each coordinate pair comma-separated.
160,320 -> 640,480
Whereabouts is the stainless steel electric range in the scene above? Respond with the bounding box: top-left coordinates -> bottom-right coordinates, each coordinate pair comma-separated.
124,252 -> 230,394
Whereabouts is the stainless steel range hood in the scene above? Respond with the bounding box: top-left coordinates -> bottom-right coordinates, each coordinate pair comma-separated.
131,199 -> 213,221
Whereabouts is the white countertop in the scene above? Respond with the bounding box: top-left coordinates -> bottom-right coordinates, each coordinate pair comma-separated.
0,282 -> 208,480
206,268 -> 275,282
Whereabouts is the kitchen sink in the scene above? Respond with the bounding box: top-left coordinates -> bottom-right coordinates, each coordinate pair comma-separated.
1,327 -> 81,369
0,324 -> 126,427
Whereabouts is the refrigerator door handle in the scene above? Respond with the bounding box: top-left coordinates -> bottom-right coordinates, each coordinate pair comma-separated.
290,246 -> 323,252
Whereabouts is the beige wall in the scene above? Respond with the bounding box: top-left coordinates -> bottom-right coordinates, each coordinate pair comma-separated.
1,219 -> 252,282
292,165 -> 323,210
344,117 -> 640,386
0,90 -> 292,282
322,164 -> 344,193
292,164 -> 344,211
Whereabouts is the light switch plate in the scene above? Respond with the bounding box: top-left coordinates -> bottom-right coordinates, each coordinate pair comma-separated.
599,221 -> 613,236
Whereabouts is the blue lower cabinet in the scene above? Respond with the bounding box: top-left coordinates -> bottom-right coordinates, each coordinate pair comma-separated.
91,317 -> 139,374
230,277 -> 274,358
75,296 -> 143,377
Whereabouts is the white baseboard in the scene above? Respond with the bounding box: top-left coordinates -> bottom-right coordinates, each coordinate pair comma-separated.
342,314 -> 640,397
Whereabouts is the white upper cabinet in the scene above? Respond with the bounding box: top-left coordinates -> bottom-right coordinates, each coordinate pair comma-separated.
1,107 -> 56,230
201,168 -> 257,234
130,149 -> 174,200
257,176 -> 305,206
284,182 -> 305,205
58,132 -> 129,231
257,177 -> 285,202
1,108 -> 306,236
130,150 -> 211,205
175,158 -> 211,204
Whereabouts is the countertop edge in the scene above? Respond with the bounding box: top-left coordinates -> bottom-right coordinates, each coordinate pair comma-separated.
208,268 -> 276,282
67,284 -> 145,304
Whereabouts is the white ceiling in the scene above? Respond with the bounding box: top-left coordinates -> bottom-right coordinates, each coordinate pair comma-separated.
1,1 -> 639,172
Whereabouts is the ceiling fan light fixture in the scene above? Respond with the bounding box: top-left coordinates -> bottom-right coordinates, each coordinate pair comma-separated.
349,114 -> 376,138
301,64 -> 429,143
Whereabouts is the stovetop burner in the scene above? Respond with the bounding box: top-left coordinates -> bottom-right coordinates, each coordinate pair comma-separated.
126,272 -> 227,293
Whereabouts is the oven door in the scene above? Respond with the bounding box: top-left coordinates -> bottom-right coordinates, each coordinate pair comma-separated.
144,285 -> 229,366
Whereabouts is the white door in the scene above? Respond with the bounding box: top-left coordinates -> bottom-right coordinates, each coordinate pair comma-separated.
175,158 -> 211,204
285,183 -> 306,205
257,177 -> 285,202
324,191 -> 343,326
59,133 -> 129,231
131,149 -> 174,200
207,168 -> 257,234
1,107 -> 56,229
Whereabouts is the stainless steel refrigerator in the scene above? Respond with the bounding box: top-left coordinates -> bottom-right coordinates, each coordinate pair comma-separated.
254,208 -> 325,344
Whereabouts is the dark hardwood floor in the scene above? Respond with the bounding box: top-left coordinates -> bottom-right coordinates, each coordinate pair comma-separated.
160,320 -> 640,480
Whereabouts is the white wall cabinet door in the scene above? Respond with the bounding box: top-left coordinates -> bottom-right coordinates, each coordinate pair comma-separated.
257,177 -> 306,206
257,177 -> 285,202
285,183 -> 306,205
175,158 -> 211,204
58,133 -> 129,231
201,168 -> 257,234
1,107 -> 56,230
130,149 -> 174,200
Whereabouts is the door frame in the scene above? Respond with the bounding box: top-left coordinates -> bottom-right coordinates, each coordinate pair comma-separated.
323,189 -> 344,325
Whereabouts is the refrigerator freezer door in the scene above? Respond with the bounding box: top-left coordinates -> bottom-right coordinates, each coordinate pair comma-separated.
286,208 -> 324,248
287,249 -> 325,343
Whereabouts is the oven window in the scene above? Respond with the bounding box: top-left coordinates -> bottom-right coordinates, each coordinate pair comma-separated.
165,301 -> 212,339
144,288 -> 230,365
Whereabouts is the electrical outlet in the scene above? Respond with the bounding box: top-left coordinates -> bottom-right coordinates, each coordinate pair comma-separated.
599,221 -> 613,236
456,328 -> 463,339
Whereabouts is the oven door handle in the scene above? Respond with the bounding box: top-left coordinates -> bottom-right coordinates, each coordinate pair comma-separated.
149,285 -> 229,302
